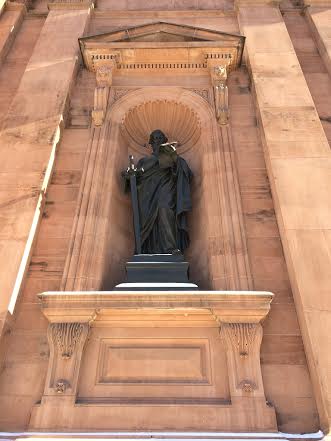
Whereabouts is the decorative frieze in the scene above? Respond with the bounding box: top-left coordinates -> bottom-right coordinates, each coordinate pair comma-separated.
79,23 -> 244,74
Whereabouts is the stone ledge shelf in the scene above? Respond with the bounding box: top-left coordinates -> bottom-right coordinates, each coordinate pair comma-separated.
38,290 -> 272,323
30,290 -> 276,432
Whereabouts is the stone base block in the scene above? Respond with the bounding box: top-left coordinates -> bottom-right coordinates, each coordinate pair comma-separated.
30,401 -> 276,431
115,254 -> 198,291
30,290 -> 276,432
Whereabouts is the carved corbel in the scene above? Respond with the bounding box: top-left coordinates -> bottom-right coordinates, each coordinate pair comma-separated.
210,65 -> 229,125
43,322 -> 89,398
92,63 -> 115,127
220,322 -> 265,401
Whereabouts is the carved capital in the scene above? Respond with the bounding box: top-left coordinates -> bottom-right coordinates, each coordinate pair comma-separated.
210,65 -> 229,125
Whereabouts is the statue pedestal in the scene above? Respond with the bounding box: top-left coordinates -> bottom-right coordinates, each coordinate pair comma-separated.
29,290 -> 277,432
115,254 -> 198,291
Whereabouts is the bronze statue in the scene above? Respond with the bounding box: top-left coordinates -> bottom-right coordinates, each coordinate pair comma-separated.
123,129 -> 193,255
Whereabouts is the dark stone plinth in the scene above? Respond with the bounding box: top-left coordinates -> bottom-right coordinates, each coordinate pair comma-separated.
115,254 -> 198,291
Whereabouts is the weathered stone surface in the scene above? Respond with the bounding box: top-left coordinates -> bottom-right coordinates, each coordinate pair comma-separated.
0,2 -> 25,68
238,4 -> 331,433
30,290 -> 276,431
306,6 -> 331,78
0,1 -> 326,434
0,6 -> 91,336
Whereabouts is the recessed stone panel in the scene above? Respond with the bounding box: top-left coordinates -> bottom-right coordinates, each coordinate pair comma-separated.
97,338 -> 211,384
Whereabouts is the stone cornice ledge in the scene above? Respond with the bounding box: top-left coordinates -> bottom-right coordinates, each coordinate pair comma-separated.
235,0 -> 281,6
304,0 -> 331,6
38,290 -> 273,324
47,0 -> 93,10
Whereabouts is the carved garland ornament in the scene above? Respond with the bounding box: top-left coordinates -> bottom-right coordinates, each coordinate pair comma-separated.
50,322 -> 85,359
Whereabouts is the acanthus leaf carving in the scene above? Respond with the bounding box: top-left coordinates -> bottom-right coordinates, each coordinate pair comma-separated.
220,322 -> 260,357
50,322 -> 85,359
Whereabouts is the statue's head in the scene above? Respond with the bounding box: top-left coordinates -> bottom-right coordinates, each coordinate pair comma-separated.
149,130 -> 168,153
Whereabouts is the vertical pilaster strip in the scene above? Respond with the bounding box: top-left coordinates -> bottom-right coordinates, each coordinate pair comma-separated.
0,0 -> 6,16
0,2 -> 92,337
237,2 -> 331,432
0,2 -> 26,68
305,1 -> 331,78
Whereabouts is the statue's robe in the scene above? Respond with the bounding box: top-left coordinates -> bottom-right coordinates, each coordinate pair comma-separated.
136,153 -> 192,254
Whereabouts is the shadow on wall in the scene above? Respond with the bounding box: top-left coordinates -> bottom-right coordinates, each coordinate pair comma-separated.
99,88 -> 222,290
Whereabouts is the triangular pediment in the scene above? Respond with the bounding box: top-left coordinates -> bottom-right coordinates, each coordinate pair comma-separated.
81,22 -> 244,44
118,31 -> 206,43
79,22 -> 245,73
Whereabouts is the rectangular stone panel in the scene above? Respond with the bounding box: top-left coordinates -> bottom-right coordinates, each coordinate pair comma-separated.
97,338 -> 211,384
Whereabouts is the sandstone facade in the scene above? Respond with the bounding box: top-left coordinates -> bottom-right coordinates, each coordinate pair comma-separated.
0,0 -> 330,437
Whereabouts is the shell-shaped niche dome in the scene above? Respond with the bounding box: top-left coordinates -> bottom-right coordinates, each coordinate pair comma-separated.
121,99 -> 201,153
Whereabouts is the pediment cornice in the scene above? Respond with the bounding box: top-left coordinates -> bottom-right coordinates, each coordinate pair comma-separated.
80,22 -> 245,127
79,22 -> 245,73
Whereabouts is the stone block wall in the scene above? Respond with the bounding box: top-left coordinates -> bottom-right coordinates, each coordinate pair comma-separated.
0,0 -> 330,433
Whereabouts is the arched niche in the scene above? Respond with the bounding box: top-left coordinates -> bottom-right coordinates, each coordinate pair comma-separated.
61,87 -> 251,291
